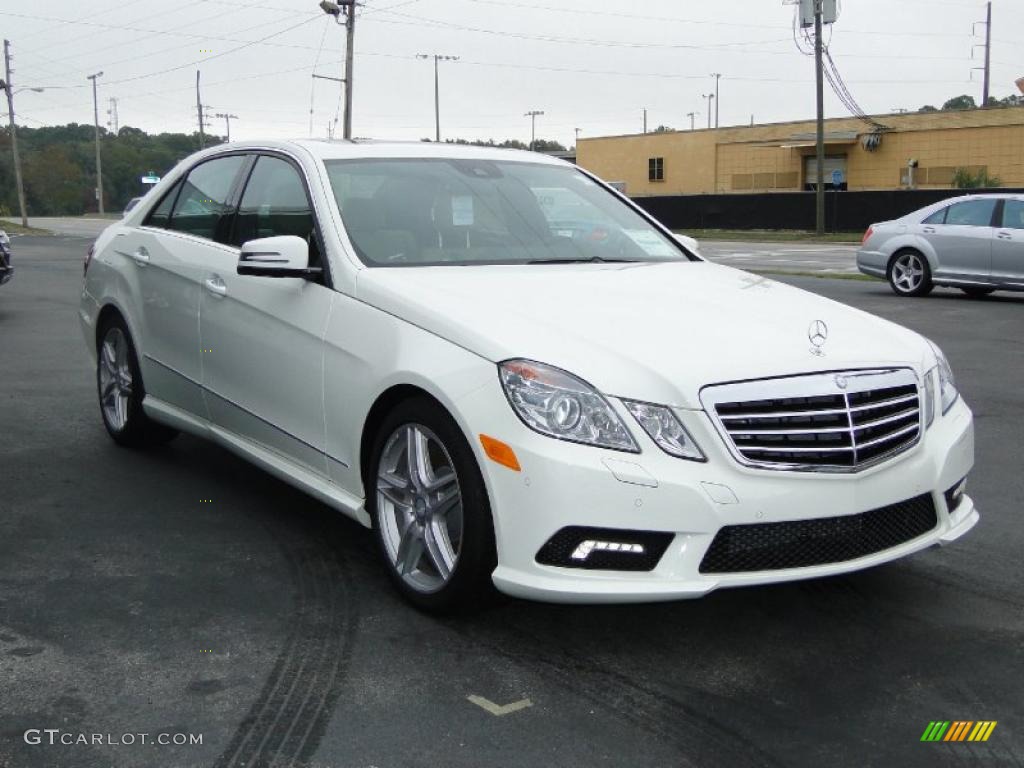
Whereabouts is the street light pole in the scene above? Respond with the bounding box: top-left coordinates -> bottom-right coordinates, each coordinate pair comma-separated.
711,73 -> 721,127
2,39 -> 28,227
814,0 -> 825,235
87,71 -> 105,215
417,54 -> 458,142
687,111 -> 698,131
319,0 -> 357,139
524,110 -> 544,151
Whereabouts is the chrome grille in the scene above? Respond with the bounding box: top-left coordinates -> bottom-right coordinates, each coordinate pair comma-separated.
701,369 -> 921,472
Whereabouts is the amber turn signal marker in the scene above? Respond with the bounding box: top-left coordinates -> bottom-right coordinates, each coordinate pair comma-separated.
479,435 -> 521,472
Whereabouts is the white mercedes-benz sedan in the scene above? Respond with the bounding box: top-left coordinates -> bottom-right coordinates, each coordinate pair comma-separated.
79,140 -> 977,612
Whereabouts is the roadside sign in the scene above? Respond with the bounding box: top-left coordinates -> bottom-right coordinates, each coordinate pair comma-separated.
831,169 -> 844,188
140,174 -> 161,185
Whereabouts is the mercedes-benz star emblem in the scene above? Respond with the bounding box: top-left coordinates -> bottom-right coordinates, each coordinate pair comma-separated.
808,319 -> 829,356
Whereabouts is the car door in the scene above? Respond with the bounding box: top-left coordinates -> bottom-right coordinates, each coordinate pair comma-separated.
928,198 -> 997,282
198,153 -> 333,475
119,155 -> 248,417
992,198 -> 1024,288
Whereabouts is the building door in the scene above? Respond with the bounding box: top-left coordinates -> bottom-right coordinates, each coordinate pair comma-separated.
804,155 -> 847,190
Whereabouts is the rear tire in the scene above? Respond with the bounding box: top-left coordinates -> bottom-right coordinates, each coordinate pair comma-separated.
368,396 -> 497,614
887,250 -> 933,297
960,286 -> 995,298
96,315 -> 178,448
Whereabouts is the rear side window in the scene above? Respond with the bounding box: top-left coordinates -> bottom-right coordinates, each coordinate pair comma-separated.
144,181 -> 182,229
1001,200 -> 1024,230
944,199 -> 997,227
233,156 -> 314,245
168,155 -> 247,242
922,208 -> 947,225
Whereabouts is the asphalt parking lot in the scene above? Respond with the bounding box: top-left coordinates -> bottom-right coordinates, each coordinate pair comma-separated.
2,233 -> 1022,768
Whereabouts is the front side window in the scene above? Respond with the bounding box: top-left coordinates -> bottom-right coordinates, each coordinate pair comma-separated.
326,158 -> 688,267
1001,199 -> 1024,230
234,156 -> 315,244
168,155 -> 247,242
648,157 -> 664,182
944,199 -> 997,228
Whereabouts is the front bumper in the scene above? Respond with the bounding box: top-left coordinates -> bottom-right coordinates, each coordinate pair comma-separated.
856,248 -> 888,279
459,380 -> 976,604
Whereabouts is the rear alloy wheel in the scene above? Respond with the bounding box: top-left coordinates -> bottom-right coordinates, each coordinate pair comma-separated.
370,397 -> 496,613
960,286 -> 995,298
887,251 -> 933,297
97,317 -> 178,447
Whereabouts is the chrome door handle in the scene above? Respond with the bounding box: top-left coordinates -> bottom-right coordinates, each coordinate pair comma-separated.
996,232 -> 1013,240
204,275 -> 227,297
922,227 -> 936,234
131,247 -> 150,266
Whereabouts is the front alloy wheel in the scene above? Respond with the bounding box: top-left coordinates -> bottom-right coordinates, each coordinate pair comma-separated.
369,397 -> 496,613
887,251 -> 933,297
377,424 -> 464,594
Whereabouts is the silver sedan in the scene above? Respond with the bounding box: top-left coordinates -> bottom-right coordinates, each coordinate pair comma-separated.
857,194 -> 1024,297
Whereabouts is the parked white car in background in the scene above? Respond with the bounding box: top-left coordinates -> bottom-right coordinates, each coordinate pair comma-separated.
857,193 -> 1024,297
80,140 -> 977,612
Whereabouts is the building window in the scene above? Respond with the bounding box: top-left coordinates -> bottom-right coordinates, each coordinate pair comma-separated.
648,157 -> 664,182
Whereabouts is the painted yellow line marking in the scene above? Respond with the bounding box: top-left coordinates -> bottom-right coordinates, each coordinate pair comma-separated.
466,695 -> 533,716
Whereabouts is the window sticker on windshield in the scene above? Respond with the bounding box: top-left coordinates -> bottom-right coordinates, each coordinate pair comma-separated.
622,229 -> 676,256
452,195 -> 474,226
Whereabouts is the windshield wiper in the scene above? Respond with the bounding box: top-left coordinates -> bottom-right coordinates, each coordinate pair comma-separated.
526,256 -> 640,265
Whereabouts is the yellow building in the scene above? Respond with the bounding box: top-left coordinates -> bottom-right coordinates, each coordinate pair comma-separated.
576,107 -> 1024,196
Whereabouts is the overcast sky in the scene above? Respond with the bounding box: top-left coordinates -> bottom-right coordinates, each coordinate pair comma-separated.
3,0 -> 1021,148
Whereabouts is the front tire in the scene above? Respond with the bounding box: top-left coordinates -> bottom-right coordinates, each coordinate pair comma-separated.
887,250 -> 933,297
96,316 -> 178,447
368,397 -> 497,613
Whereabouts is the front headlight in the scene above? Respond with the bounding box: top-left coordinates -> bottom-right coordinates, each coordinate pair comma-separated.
499,360 -> 639,452
622,400 -> 705,461
928,342 -> 960,416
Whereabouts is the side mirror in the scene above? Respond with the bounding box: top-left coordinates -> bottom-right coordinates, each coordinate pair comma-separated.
674,232 -> 700,255
237,235 -> 321,278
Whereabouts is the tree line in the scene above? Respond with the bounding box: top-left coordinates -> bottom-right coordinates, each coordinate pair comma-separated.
0,124 -> 225,217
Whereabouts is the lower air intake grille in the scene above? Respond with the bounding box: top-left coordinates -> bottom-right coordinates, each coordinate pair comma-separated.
536,527 -> 673,571
698,493 -> 937,573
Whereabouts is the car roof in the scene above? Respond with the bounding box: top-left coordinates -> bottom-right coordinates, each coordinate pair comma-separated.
201,138 -> 569,166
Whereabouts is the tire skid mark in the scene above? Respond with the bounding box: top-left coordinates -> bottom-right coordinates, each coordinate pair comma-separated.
450,619 -> 783,768
214,519 -> 358,768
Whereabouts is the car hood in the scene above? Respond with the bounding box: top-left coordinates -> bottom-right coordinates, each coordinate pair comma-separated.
355,261 -> 931,408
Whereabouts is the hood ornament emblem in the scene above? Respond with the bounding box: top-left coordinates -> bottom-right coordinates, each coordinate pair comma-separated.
808,320 -> 829,356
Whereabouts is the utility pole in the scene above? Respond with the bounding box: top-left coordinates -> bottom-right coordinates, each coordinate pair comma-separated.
702,94 -> 715,129
416,54 -> 458,142
643,107 -> 647,134
814,0 -> 825,235
106,97 -> 119,134
982,1 -> 992,106
2,40 -> 27,227
87,71 -> 104,215
525,109 -> 544,151
574,127 -> 581,144
319,0 -> 357,139
687,111 -> 698,130
215,113 -> 238,141
196,70 -> 205,149
711,72 -> 721,127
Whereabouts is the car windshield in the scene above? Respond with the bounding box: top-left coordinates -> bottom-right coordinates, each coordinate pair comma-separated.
325,158 -> 690,267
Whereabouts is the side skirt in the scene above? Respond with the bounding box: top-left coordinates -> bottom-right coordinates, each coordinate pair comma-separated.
142,396 -> 370,528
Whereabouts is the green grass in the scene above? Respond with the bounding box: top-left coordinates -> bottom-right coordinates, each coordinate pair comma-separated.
1,220 -> 52,235
679,228 -> 863,244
